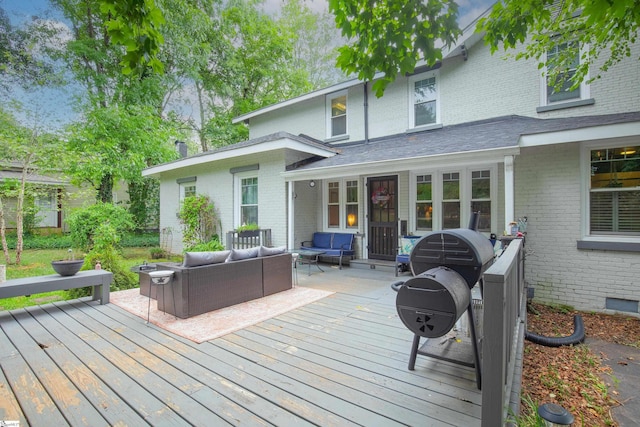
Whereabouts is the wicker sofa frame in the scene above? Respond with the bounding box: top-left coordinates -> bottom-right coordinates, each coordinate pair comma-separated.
142,252 -> 292,319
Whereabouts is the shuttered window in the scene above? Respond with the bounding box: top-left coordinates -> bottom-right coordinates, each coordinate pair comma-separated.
590,147 -> 640,235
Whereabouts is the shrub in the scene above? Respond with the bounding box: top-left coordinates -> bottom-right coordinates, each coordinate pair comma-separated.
184,238 -> 224,252
66,203 -> 135,252
178,194 -> 219,250
66,222 -> 137,299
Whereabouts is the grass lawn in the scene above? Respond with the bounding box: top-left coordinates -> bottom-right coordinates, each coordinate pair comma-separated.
1,247 -> 180,311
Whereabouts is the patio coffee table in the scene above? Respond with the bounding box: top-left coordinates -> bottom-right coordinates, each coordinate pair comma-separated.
293,249 -> 326,275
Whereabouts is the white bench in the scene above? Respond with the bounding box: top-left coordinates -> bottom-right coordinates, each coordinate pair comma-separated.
0,270 -> 113,305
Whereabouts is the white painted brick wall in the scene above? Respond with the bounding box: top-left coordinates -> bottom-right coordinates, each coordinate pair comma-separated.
158,151 -> 290,254
515,144 -> 640,312
248,38 -> 640,142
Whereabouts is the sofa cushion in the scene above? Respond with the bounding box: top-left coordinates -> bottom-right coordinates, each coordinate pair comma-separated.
312,232 -> 332,248
183,251 -> 230,267
258,245 -> 287,257
226,247 -> 260,262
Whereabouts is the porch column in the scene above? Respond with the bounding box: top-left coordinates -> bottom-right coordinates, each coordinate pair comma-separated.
504,155 -> 515,234
288,181 -> 295,250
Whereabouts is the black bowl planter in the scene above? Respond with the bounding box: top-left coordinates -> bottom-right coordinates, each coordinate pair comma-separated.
51,259 -> 85,276
238,229 -> 260,238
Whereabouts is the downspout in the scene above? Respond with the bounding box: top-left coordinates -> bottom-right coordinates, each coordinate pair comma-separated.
288,181 -> 295,250
364,81 -> 369,144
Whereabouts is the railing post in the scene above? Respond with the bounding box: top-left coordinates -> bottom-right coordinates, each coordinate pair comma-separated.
481,239 -> 525,427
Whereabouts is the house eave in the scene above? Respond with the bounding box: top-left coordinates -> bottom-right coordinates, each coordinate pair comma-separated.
519,120 -> 640,147
282,146 -> 520,181
143,137 -> 338,178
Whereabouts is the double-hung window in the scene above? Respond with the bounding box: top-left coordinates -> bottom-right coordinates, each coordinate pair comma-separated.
471,170 -> 492,232
326,178 -> 359,229
442,172 -> 461,229
327,90 -> 347,138
240,176 -> 258,226
412,168 -> 494,233
541,41 -> 590,108
409,72 -> 439,128
589,146 -> 640,235
415,174 -> 433,231
178,177 -> 196,202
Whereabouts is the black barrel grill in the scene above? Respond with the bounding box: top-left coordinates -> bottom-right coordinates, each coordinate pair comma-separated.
392,216 -> 494,389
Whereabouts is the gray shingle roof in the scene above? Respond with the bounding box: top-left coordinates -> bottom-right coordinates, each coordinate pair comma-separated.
292,113 -> 640,171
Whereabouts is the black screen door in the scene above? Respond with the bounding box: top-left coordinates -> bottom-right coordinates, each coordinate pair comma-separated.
367,176 -> 397,260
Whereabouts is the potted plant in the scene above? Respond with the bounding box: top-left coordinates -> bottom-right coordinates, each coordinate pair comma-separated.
236,223 -> 260,237
51,249 -> 85,276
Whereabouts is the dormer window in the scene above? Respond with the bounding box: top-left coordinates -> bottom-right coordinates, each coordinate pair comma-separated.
327,90 -> 347,138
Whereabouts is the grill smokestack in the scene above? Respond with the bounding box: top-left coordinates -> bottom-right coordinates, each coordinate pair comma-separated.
468,211 -> 480,231
175,140 -> 187,158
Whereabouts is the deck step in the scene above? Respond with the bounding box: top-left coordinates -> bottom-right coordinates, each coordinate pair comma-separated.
349,259 -> 396,272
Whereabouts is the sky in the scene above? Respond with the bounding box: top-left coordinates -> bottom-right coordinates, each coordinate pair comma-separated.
2,0 -> 495,129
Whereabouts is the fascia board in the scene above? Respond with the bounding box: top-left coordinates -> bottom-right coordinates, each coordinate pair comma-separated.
519,121 -> 640,147
232,76 -> 383,124
143,138 -> 337,177
282,146 -> 520,181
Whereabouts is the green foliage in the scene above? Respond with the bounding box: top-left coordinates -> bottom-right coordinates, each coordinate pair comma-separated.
478,0 -> 640,91
99,0 -> 166,75
67,222 -> 137,298
127,177 -> 160,232
178,194 -> 219,250
66,203 -> 135,252
185,238 -> 224,252
236,222 -> 259,232
329,0 -> 461,97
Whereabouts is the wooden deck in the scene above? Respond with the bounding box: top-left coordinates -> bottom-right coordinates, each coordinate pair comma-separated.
0,265 -> 481,426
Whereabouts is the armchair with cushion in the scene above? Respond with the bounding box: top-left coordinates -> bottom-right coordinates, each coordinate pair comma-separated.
395,235 -> 421,276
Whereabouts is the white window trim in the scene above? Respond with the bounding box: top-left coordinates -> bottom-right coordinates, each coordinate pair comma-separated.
179,182 -> 196,202
409,166 -> 497,235
408,71 -> 440,130
322,177 -> 360,231
234,171 -> 258,229
540,43 -> 590,107
326,89 -> 348,139
580,138 -> 640,243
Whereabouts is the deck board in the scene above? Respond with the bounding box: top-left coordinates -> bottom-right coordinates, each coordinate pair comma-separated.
0,266 -> 482,426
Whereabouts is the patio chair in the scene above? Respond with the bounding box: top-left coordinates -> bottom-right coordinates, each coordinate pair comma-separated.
395,235 -> 421,276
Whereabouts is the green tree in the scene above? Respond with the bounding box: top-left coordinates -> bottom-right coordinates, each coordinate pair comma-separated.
329,0 -> 640,97
478,0 -> 640,90
0,106 -> 60,265
64,104 -> 177,203
329,0 -> 460,97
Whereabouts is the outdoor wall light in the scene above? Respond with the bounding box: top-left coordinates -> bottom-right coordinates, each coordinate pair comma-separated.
347,213 -> 357,227
309,180 -> 316,188
537,403 -> 574,426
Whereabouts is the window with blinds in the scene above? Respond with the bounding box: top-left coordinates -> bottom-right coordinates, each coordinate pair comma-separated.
590,146 -> 640,235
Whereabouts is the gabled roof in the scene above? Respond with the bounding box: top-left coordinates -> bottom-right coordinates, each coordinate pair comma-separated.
143,131 -> 340,177
281,112 -> 640,180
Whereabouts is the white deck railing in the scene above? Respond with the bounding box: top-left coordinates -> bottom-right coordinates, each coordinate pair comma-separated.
481,238 -> 526,426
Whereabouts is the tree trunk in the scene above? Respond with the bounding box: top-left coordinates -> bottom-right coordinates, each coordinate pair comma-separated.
14,166 -> 29,265
0,196 -> 12,265
97,173 -> 114,203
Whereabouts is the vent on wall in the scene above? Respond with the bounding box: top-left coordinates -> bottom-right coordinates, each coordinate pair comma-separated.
605,297 -> 639,314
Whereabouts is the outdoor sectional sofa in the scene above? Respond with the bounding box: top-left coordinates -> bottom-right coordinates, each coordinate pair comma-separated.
142,246 -> 292,319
